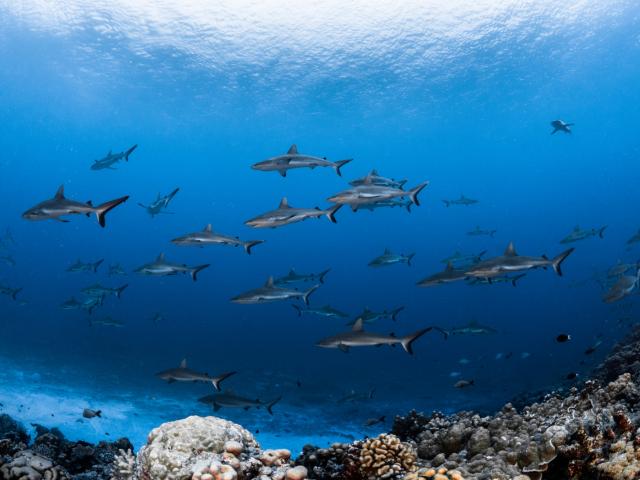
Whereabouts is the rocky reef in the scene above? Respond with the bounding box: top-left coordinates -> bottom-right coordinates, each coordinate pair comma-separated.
4,328 -> 640,479
0,414 -> 132,479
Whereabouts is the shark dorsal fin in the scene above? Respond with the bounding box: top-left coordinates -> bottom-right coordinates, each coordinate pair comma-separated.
445,262 -> 454,272
55,185 -> 65,199
157,253 -> 165,262
204,224 -> 213,232
108,149 -> 112,155
504,242 -> 517,257
288,268 -> 296,275
363,173 -> 374,184
265,276 -> 275,288
352,318 -> 364,332
279,197 -> 290,209
179,358 -> 187,369
287,144 -> 298,155
370,169 -> 379,176
384,248 -> 391,254
574,225 -> 581,232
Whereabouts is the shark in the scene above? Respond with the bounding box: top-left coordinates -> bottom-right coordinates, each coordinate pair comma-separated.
171,224 -> 264,255
66,259 -> 104,273
442,195 -> 478,207
80,295 -> 104,314
22,185 -> 129,228
467,226 -> 497,237
61,297 -> 82,310
446,320 -> 497,335
108,263 -> 127,276
337,388 -> 375,403
626,229 -> 640,246
251,144 -> 352,177
417,263 -> 468,287
316,318 -> 446,355
291,304 -> 349,319
608,262 -> 635,278
0,285 -> 22,301
603,269 -> 640,304
90,316 -> 124,328
466,274 -> 526,287
81,283 -> 128,299
440,250 -> 486,267
349,170 -> 407,189
368,249 -> 415,267
275,268 -> 331,285
245,198 -> 341,228
138,188 -> 180,217
560,225 -> 607,244
90,144 -> 138,170
198,391 -> 281,414
550,120 -> 573,134
327,182 -> 428,212
231,277 -> 319,305
465,242 -> 575,279
134,253 -> 210,282
358,199 -> 413,213
347,307 -> 405,325
0,255 -> 16,267
156,359 -> 236,391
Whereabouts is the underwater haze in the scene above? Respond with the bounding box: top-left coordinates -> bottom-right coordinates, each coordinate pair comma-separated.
1,0 -> 640,453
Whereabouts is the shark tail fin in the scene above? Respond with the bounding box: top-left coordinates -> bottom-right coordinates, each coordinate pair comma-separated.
95,196 -> 129,227
599,226 -> 607,239
211,371 -> 236,391
11,288 -> 22,301
244,240 -> 264,255
326,204 -> 342,223
292,304 -> 302,317
551,248 -> 575,276
400,328 -> 431,355
333,159 -> 352,177
191,264 -> 210,282
124,144 -> 138,161
115,284 -> 128,299
93,259 -> 104,272
511,274 -> 526,287
407,253 -> 416,266
266,396 -> 282,415
442,200 -> 450,207
319,269 -> 331,284
408,182 -> 428,206
303,284 -> 320,305
551,128 -> 558,135
391,306 -> 405,321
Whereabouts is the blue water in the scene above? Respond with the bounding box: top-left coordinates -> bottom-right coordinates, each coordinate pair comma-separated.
1,0 -> 640,453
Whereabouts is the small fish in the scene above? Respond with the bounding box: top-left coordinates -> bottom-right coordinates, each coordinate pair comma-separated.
449,371 -> 462,378
82,408 -> 102,419
454,380 -> 474,388
364,415 -> 386,427
556,334 -> 571,343
566,372 -> 579,380
442,195 -> 478,207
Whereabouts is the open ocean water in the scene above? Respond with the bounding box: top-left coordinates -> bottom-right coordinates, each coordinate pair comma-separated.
1,0 -> 640,454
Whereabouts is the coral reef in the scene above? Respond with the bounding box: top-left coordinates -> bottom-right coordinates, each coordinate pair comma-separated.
391,372 -> 640,479
359,434 -> 415,479
594,324 -> 640,385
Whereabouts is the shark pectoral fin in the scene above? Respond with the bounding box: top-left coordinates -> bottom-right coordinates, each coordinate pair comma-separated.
278,169 -> 287,177
213,403 -> 221,412
53,218 -> 70,223
338,344 -> 350,353
167,378 -> 176,384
